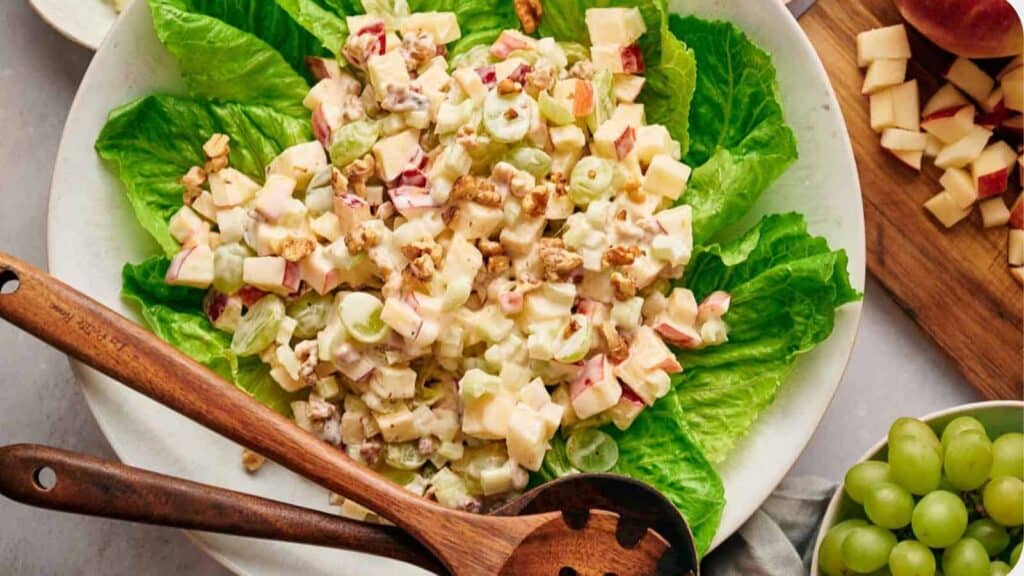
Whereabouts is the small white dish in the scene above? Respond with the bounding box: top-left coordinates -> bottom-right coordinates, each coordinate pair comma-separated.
46,0 -> 865,573
29,0 -> 119,50
810,401 -> 1024,575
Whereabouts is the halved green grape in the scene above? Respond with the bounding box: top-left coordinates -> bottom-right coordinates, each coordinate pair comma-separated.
819,520 -> 870,576
384,442 -> 428,471
330,120 -> 380,168
989,561 -> 1011,576
1010,541 -> 1021,566
944,430 -> 993,491
991,433 -> 1024,480
842,525 -> 898,574
286,292 -> 333,340
503,146 -> 552,178
866,481 -> 915,529
569,156 -> 614,206
964,519 -> 1010,557
891,437 -> 943,495
941,416 -> 987,453
942,538 -> 990,576
566,428 -> 619,473
340,292 -> 389,344
847,461 -> 894,504
554,315 -> 591,363
538,92 -> 575,126
213,243 -> 249,295
482,90 -> 534,143
982,476 -> 1024,527
230,295 -> 286,357
889,540 -> 936,576
890,417 -> 942,456
912,491 -> 968,548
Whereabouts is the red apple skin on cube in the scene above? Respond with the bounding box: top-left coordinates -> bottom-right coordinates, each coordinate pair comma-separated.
620,45 -> 645,74
893,0 -> 1022,58
976,169 -> 1009,199
614,126 -> 636,160
305,56 -> 342,81
922,84 -> 970,117
574,80 -> 594,117
283,262 -> 301,293
1010,194 -> 1024,229
922,105 -> 975,144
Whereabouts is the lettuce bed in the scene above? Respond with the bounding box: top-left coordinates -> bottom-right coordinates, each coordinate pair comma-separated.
95,0 -> 860,556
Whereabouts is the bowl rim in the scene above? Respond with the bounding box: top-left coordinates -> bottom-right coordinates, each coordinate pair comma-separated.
809,400 -> 1024,574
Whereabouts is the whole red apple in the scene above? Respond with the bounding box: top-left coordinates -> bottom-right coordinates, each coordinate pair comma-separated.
893,0 -> 1023,58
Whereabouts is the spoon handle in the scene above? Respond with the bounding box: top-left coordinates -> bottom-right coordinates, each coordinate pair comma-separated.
0,444 -> 445,574
0,253 -> 443,538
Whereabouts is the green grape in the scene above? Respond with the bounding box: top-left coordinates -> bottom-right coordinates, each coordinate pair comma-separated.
213,243 -> 250,295
991,433 -> 1024,480
982,476 -> 1024,527
941,417 -> 987,454
988,561 -> 1011,576
1010,541 -> 1021,566
566,429 -> 618,472
231,295 -> 285,356
964,518 -> 1010,556
819,520 -> 870,576
384,443 -> 428,471
847,461 -> 894,504
866,482 -> 915,529
890,540 -> 936,576
568,156 -> 614,206
944,430 -> 993,491
482,90 -> 534,143
912,491 -> 968,548
503,146 -> 552,178
842,525 -> 898,574
891,437 -> 943,495
942,538 -> 990,576
286,292 -> 332,339
891,417 -> 942,456
538,92 -> 574,126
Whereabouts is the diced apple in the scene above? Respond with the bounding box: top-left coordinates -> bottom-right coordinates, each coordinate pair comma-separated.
585,7 -> 646,46
889,149 -> 923,171
191,191 -> 217,222
924,133 -> 943,157
871,81 -> 919,132
971,141 -> 1016,198
924,191 -> 972,228
934,125 -> 992,169
303,78 -> 356,111
862,58 -> 907,95
857,25 -> 911,67
489,30 -> 535,59
613,74 -> 646,103
1010,229 -> 1024,266
216,207 -> 249,244
981,87 -> 1005,114
449,202 -> 503,240
372,129 -> 421,183
267,142 -> 327,191
922,84 -> 970,117
298,246 -> 341,295
1001,66 -> 1024,112
643,155 -> 691,201
375,405 -> 420,443
168,205 -> 209,246
254,175 -> 298,223
573,80 -> 594,117
1010,194 -> 1024,229
939,167 -> 978,208
381,297 -> 423,340
452,67 -> 488,105
462,391 -> 516,440
549,124 -> 586,153
242,256 -> 298,295
366,51 -> 410,96
507,403 -> 547,471
945,57 -> 995,103
569,354 -> 622,420
921,105 -> 976,144
1011,267 -> 1024,286
998,56 -> 1023,80
209,168 -> 260,208
979,197 -> 1011,227
165,244 -> 214,288
305,56 -> 342,81
399,12 -> 461,45
311,103 -> 341,150
880,128 -> 927,151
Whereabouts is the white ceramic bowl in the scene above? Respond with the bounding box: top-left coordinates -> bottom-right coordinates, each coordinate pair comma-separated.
46,0 -> 865,573
810,401 -> 1024,575
29,0 -> 120,50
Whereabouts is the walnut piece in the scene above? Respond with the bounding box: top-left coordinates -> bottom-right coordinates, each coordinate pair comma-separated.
600,322 -> 629,362
401,31 -> 437,71
344,154 -> 375,197
497,78 -> 522,95
294,340 -> 319,385
381,84 -> 430,113
452,175 -> 502,206
514,0 -> 543,34
181,166 -> 206,205
401,239 -> 443,264
345,222 -> 380,253
281,237 -> 317,262
202,133 -> 230,173
522,185 -> 549,217
477,238 -> 504,257
487,255 -> 511,276
610,271 -> 637,300
603,245 -> 642,267
241,449 -> 266,474
405,254 -> 436,282
539,238 -> 583,280
624,179 -> 645,203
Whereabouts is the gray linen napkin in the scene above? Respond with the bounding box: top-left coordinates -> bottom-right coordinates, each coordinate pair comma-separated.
701,476 -> 838,576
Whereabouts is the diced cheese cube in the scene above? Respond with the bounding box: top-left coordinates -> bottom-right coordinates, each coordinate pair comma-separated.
643,155 -> 691,201
375,405 -> 421,443
856,25 -> 911,67
979,197 -> 1011,228
862,58 -> 907,95
924,191 -> 972,228
585,7 -> 646,46
367,51 -> 410,96
507,403 -> 548,471
371,366 -> 417,400
462,391 -> 516,440
372,129 -> 421,182
399,12 -> 461,45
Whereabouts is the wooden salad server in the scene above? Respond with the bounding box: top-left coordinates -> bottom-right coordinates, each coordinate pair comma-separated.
0,252 -> 692,575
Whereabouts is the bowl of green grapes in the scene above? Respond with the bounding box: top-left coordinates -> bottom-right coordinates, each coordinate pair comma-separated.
812,401 -> 1024,576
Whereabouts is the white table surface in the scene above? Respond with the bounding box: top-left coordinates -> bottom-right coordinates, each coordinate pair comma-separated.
0,2 -> 982,573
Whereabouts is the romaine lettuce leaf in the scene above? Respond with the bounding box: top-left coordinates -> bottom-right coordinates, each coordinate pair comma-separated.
148,0 -> 312,115
122,257 -> 301,415
95,94 -> 311,256
672,213 -> 861,463
539,0 -> 696,154
669,16 -> 797,243
538,394 -> 725,555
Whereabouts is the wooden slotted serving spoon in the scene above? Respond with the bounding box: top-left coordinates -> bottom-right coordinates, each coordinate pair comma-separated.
0,252 -> 696,576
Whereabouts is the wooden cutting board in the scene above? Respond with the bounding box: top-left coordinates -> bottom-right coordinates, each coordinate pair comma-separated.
799,0 -> 1023,399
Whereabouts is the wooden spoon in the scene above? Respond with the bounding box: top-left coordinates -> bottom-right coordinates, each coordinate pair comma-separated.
0,252 -> 686,575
